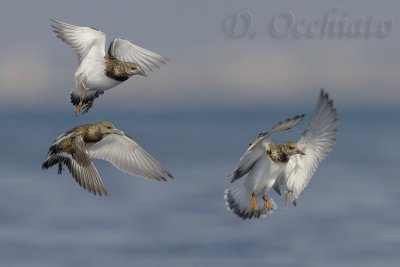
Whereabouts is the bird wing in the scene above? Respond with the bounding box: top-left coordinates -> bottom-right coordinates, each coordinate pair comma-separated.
282,90 -> 338,207
87,133 -> 173,181
51,19 -> 106,63
58,136 -> 107,196
230,114 -> 305,183
108,38 -> 168,73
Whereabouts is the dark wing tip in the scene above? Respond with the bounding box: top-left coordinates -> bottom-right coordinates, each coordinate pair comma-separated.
49,18 -> 58,24
320,88 -> 330,99
275,113 -> 306,131
42,157 -> 57,170
41,162 -> 49,169
155,171 -> 174,182
284,114 -> 305,123
257,131 -> 268,138
230,170 -> 242,183
92,188 -> 108,197
297,114 -> 306,119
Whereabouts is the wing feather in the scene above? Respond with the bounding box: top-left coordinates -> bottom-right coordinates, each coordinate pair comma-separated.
56,143 -> 107,196
87,134 -> 173,181
108,38 -> 168,73
51,19 -> 106,62
283,90 -> 338,206
230,114 -> 305,183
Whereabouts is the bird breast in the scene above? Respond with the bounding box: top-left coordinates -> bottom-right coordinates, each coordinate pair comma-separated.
268,144 -> 289,163
104,56 -> 131,82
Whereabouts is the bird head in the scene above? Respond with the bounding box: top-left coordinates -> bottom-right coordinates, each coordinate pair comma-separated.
281,141 -> 305,156
125,62 -> 147,77
96,121 -> 123,135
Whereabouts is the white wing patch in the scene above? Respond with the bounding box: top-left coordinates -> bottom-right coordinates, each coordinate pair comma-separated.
87,134 -> 173,181
283,90 -> 338,206
108,38 -> 168,73
51,19 -> 106,63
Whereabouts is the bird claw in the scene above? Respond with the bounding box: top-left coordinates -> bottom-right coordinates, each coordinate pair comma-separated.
82,101 -> 94,114
262,195 -> 274,210
75,101 -> 83,114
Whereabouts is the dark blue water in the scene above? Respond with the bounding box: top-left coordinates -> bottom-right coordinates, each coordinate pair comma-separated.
0,110 -> 399,267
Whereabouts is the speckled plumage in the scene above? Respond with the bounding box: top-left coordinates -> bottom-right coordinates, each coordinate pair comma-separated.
42,121 -> 173,196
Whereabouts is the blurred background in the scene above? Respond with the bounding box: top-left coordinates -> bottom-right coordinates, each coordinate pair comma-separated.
0,1 -> 399,266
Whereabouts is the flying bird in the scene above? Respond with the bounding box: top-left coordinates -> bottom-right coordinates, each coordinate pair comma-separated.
224,90 -> 337,219
42,121 -> 173,196
51,19 -> 168,114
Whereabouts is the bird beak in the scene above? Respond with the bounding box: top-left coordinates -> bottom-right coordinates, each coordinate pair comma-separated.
113,129 -> 124,135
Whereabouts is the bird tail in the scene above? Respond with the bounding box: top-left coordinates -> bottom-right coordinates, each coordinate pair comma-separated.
224,184 -> 276,220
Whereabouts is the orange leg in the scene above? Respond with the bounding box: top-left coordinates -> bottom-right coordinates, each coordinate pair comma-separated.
262,195 -> 274,210
251,192 -> 258,211
82,101 -> 94,114
75,91 -> 87,114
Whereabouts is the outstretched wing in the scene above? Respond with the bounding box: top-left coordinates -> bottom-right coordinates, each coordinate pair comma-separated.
87,133 -> 173,181
51,19 -> 106,62
108,38 -> 168,73
57,136 -> 107,196
283,90 -> 338,207
230,114 -> 305,183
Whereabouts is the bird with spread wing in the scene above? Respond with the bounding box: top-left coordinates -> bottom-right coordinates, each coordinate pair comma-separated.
51,19 -> 168,114
224,90 -> 337,219
42,121 -> 173,196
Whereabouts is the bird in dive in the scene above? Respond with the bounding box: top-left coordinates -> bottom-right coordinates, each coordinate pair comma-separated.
51,19 -> 168,114
224,90 -> 338,219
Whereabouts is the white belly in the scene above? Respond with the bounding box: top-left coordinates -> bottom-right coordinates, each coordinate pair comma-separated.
246,154 -> 285,195
75,56 -> 123,92
86,70 -> 122,92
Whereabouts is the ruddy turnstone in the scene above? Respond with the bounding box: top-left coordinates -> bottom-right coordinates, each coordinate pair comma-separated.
42,121 -> 173,196
51,19 -> 168,114
224,90 -> 337,219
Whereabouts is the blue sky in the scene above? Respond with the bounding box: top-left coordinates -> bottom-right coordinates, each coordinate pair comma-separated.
0,0 -> 398,112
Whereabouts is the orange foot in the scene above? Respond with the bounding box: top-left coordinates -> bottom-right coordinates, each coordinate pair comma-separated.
75,100 -> 83,114
75,91 -> 87,114
251,192 -> 258,211
262,195 -> 274,210
82,101 -> 94,114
